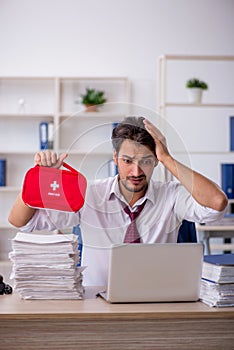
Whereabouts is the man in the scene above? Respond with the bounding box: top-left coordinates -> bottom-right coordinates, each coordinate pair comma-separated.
8,117 -> 228,286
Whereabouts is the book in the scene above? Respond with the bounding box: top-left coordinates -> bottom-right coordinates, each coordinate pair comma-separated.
204,254 -> 234,266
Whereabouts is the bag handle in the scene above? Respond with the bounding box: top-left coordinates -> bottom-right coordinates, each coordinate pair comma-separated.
62,162 -> 79,173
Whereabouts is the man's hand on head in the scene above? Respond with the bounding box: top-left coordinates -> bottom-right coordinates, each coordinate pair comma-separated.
143,119 -> 170,164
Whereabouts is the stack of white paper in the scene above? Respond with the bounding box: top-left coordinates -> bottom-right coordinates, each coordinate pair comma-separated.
200,254 -> 234,307
9,232 -> 85,300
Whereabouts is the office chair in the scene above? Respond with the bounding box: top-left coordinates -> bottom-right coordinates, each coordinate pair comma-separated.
73,220 -> 197,266
177,220 -> 197,243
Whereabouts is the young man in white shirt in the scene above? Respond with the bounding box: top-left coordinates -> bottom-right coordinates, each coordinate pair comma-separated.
8,117 -> 228,286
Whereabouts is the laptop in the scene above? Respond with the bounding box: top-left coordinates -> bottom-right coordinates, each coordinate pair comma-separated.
98,243 -> 203,303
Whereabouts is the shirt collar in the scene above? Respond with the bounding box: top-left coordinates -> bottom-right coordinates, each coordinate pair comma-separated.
108,175 -> 156,207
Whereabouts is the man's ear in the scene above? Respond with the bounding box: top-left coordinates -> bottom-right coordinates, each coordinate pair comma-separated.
113,149 -> 118,165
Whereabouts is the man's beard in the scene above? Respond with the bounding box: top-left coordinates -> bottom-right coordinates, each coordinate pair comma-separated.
120,175 -> 148,193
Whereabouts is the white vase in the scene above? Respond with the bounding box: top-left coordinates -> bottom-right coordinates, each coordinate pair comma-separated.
187,88 -> 203,104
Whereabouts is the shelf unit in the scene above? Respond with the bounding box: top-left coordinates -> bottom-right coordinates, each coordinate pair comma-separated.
0,76 -> 130,259
157,54 -> 234,182
157,54 -> 234,252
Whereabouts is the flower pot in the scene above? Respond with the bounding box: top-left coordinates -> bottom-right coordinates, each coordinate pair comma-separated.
85,104 -> 98,112
187,88 -> 203,104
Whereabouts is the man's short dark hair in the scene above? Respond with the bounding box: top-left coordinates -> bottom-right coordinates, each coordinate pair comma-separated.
111,116 -> 156,156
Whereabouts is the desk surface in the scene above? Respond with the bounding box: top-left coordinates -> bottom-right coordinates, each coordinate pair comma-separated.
1,286 -> 234,320
1,261 -> 234,350
0,260 -> 234,320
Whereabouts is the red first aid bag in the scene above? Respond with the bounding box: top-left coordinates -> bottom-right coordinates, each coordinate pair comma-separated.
22,162 -> 87,212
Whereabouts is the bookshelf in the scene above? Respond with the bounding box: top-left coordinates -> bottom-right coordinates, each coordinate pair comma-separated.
157,54 -> 234,184
157,55 -> 234,252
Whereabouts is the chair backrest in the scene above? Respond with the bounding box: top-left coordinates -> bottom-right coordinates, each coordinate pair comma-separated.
177,220 -> 197,243
73,220 -> 197,265
72,225 -> 83,266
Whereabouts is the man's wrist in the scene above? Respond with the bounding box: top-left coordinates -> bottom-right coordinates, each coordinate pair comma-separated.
159,154 -> 174,168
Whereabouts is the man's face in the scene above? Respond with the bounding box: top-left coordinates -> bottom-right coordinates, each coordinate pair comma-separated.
113,139 -> 157,197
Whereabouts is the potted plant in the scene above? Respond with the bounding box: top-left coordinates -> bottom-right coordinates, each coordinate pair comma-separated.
80,88 -> 107,112
186,78 -> 208,104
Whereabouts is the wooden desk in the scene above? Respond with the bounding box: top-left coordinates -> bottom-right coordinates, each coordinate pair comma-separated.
1,288 -> 234,350
0,263 -> 234,349
197,217 -> 234,254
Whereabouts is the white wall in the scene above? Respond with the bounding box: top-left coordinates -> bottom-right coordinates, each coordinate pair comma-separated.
0,0 -> 234,183
0,0 -> 233,108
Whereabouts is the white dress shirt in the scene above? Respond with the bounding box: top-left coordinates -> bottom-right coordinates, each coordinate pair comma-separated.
20,175 -> 226,286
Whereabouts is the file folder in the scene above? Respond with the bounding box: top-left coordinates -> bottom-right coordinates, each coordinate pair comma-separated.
230,116 -> 234,151
221,163 -> 234,199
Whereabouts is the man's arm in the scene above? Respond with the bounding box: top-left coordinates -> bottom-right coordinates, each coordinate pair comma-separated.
8,192 -> 36,227
143,119 -> 228,212
8,151 -> 67,228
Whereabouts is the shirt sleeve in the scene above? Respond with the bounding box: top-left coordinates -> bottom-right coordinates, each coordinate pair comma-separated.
173,183 -> 227,224
19,209 -> 80,232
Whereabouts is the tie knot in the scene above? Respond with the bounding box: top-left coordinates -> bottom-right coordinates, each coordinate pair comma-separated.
124,201 -> 146,222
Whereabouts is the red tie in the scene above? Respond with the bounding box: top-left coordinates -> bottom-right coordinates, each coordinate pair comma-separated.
123,201 -> 146,243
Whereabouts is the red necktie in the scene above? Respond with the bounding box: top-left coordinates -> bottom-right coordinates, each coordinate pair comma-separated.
123,201 -> 146,243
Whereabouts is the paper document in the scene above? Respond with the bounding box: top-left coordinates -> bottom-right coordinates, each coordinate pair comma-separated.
9,232 -> 85,300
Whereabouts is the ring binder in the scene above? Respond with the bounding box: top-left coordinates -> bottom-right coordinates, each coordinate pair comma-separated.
221,163 -> 234,199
